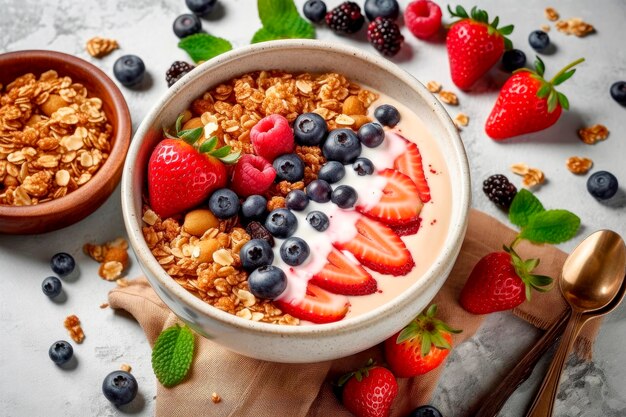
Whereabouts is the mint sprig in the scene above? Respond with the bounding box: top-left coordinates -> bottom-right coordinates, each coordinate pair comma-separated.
252,0 -> 315,43
178,33 -> 233,63
151,324 -> 195,387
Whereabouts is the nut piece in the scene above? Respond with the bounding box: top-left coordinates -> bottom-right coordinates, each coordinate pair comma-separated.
211,392 -> 221,404
453,113 -> 469,128
577,124 -> 609,145
64,314 -> 85,344
183,209 -> 220,237
191,239 -> 221,263
566,156 -> 593,175
511,163 -> 545,188
545,7 -> 559,21
40,94 -> 67,117
510,163 -> 530,176
142,209 -> 159,226
555,17 -> 595,37
99,261 -> 124,281
86,37 -> 119,58
342,96 -> 366,116
99,302 -> 109,309
335,114 -> 355,126
426,81 -> 442,93
120,364 -> 132,373
439,90 -> 458,105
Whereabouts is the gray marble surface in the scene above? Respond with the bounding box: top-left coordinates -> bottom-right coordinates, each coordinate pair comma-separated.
0,0 -> 625,416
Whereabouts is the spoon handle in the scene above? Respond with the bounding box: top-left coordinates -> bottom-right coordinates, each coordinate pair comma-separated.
525,310 -> 586,417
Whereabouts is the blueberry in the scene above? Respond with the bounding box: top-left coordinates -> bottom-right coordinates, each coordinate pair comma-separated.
358,122 -> 385,148
280,237 -> 310,266
610,81 -> 626,105
305,179 -> 332,203
529,30 -> 550,52
502,49 -> 527,72
50,252 -> 75,277
113,55 -> 145,87
240,239 -> 274,271
322,129 -> 362,164
318,161 -> 346,184
285,190 -> 309,211
352,158 -> 374,176
364,0 -> 399,21
248,265 -> 287,299
306,211 -> 329,232
265,208 -> 298,238
374,104 -> 400,127
303,0 -> 327,23
173,13 -> 202,39
273,153 -> 305,182
294,112 -> 328,146
102,371 -> 138,406
241,195 -> 267,222
407,405 -> 443,417
587,171 -> 619,200
185,0 -> 217,16
208,188 -> 240,219
49,340 -> 73,366
42,276 -> 62,298
331,185 -> 358,208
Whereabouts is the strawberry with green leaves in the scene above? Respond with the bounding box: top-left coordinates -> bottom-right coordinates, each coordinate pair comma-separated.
486,57 -> 585,140
446,5 -> 514,90
148,114 -> 240,218
338,359 -> 398,417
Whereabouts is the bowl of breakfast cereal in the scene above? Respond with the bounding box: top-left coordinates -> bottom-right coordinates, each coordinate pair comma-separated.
0,50 -> 131,234
122,40 -> 470,362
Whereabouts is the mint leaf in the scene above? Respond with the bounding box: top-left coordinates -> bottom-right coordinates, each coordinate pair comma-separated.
519,209 -> 581,244
152,324 -> 195,387
509,189 -> 545,228
178,33 -> 233,63
252,0 -> 315,43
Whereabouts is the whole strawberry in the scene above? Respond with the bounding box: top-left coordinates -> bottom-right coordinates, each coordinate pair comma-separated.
460,247 -> 553,314
148,115 -> 240,218
338,360 -> 398,417
384,304 -> 460,378
485,57 -> 585,140
446,5 -> 514,90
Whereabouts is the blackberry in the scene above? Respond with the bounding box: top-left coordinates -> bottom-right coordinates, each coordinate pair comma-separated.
367,17 -> 404,57
325,2 -> 365,35
483,174 -> 517,210
166,61 -> 195,87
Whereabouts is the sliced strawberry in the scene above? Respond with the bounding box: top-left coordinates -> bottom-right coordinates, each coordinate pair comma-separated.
390,218 -> 421,236
393,133 -> 431,203
357,169 -> 422,226
336,216 -> 414,276
310,247 -> 377,295
275,284 -> 349,324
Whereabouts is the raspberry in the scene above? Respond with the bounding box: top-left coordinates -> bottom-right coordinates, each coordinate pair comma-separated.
250,114 -> 295,162
325,1 -> 365,35
404,0 -> 442,40
483,174 -> 517,210
246,221 -> 275,247
367,17 -> 404,57
231,155 -> 276,197
165,61 -> 195,87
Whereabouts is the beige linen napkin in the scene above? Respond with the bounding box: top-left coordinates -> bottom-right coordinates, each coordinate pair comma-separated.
109,209 -> 600,416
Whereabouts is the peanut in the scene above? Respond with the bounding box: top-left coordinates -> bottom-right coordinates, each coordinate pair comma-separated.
342,95 -> 366,116
192,239 -> 220,263
183,117 -> 203,130
40,94 -> 67,117
183,209 -> 219,236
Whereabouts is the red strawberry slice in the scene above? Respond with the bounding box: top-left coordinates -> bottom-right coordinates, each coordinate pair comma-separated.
310,247 -> 377,295
275,284 -> 349,324
390,218 -> 421,236
336,216 -> 414,276
393,133 -> 431,203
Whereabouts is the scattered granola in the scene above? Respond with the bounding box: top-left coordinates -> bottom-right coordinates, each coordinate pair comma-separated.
544,7 -> 559,21
453,113 -> 469,128
84,238 -> 130,281
439,90 -> 458,106
99,302 -> 109,309
211,392 -> 222,404
511,163 -> 545,188
426,81 -> 442,93
541,24 -> 551,32
566,156 -> 593,175
64,314 -> 85,343
555,17 -> 595,37
120,363 -> 132,373
577,124 -> 609,144
85,37 -> 119,58
116,278 -> 129,287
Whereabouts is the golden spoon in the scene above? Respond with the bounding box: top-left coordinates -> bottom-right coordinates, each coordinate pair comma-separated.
526,230 -> 626,417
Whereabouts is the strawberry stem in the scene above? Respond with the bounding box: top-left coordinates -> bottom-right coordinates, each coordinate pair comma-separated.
548,57 -> 585,84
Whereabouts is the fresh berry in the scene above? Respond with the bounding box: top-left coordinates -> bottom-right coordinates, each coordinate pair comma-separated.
241,195 -> 268,222
246,221 -> 275,247
485,57 -> 585,140
338,360 -> 398,417
265,208 -> 298,238
173,14 -> 202,39
528,30 -> 550,52
336,215 -> 414,276
230,154 -> 276,197
405,0 -> 442,39
208,188 -> 240,219
311,247 -> 377,295
364,0 -> 399,21
42,276 -> 62,298
331,185 -> 358,209
273,153 -> 305,182
322,129 -> 362,164
306,210 -> 330,232
248,265 -> 287,299
166,61 -> 195,87
285,190 -> 309,211
367,17 -> 404,56
240,239 -> 274,271
483,174 -> 517,210
408,405 -> 443,417
326,1 -> 365,35
384,304 -> 460,377
113,55 -> 145,87
318,161 -> 346,183
501,49 -> 526,72
50,252 -> 75,277
293,112 -> 328,146
251,114 -> 295,162
374,104 -> 400,127
587,171 -> 619,200
358,123 -> 385,148
353,158 -> 375,176
390,218 -> 421,236
610,81 -> 626,105
446,5 -> 513,90
275,283 -> 349,323
392,133 -> 431,203
102,371 -> 138,406
358,169 -> 422,225
49,340 -> 73,366
303,0 -> 327,23
460,248 -> 552,314
306,179 -> 333,203
185,0 -> 217,16
280,237 -> 310,266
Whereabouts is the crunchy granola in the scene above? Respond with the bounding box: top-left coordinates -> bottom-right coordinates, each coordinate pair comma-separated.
566,157 -> 593,175
439,90 -> 458,106
511,163 -> 545,188
211,392 -> 222,404
426,81 -> 442,93
84,237 -> 129,281
64,314 -> 85,343
577,124 -> 609,144
120,363 -> 132,373
545,7 -> 559,21
86,37 -> 119,58
541,24 -> 551,32
555,17 -> 595,37
453,113 -> 469,128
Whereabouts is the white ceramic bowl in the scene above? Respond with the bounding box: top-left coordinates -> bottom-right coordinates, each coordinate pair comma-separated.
122,40 -> 470,363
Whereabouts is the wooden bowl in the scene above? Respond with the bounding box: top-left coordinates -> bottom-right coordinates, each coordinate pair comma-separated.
0,50 -> 131,234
